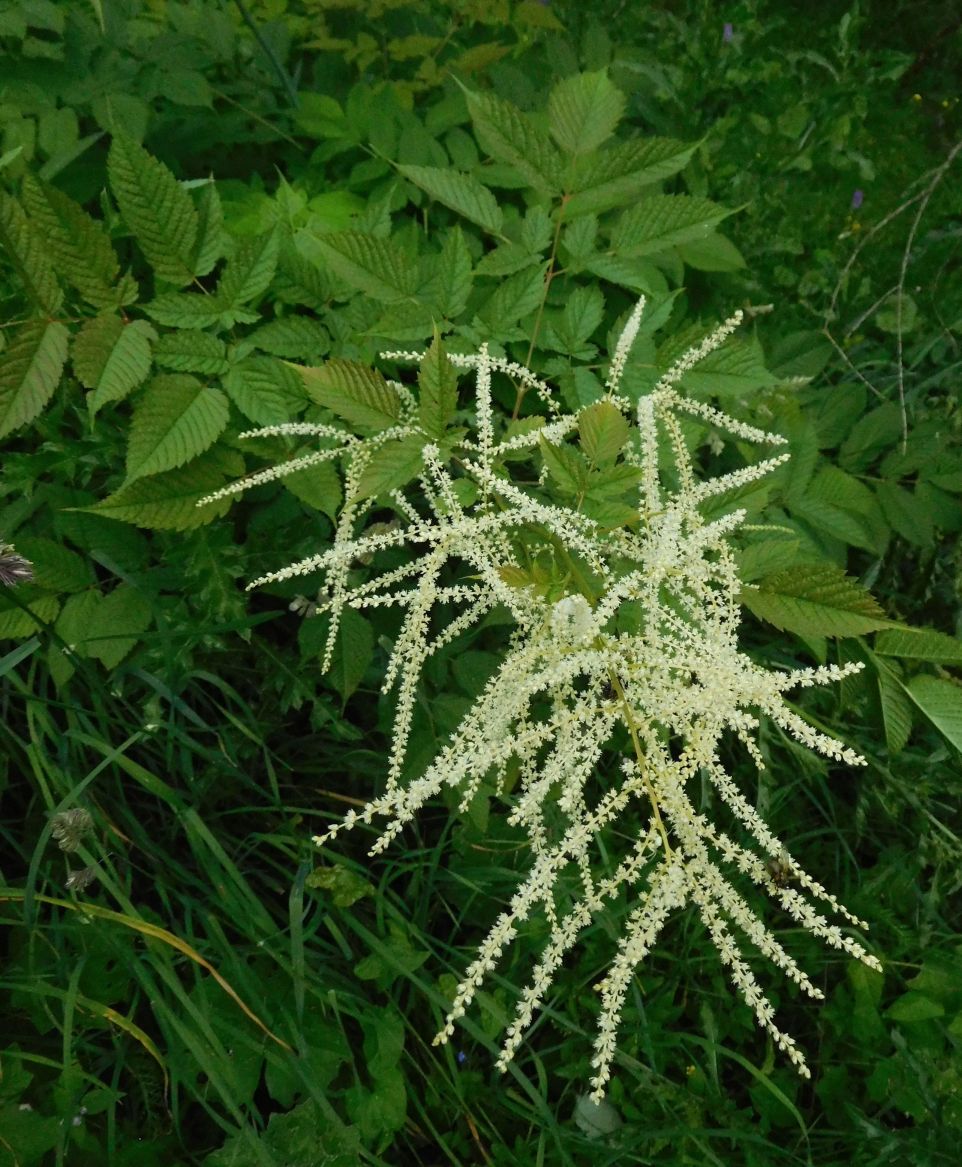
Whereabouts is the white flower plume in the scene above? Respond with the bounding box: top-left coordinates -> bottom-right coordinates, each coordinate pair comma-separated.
241,301 -> 880,1099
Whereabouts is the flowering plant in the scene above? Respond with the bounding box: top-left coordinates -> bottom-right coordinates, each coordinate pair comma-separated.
211,300 -> 881,1098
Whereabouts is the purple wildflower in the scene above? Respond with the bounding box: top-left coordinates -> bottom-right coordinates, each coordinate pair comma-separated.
851,189 -> 864,210
723,23 -> 734,43
457,1050 -> 467,1065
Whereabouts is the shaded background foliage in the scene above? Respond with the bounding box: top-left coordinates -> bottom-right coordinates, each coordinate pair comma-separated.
1,1 -> 961,1164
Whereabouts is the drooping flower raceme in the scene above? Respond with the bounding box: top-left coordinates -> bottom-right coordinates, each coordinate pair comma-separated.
212,301 -> 881,1098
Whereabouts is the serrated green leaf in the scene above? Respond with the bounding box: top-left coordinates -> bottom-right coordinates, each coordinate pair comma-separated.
548,70 -> 625,157
283,462 -> 342,522
422,227 -> 472,318
144,292 -> 234,329
540,437 -> 588,495
549,284 -> 604,354
246,316 -> 330,360
298,359 -> 402,431
191,181 -> 225,277
741,564 -> 891,638
870,653 -> 913,754
838,402 -> 903,472
108,134 -> 198,286
876,479 -> 933,547
875,627 -> 962,664
0,190 -> 62,312
223,357 -> 306,426
327,607 -> 375,703
275,247 -> 333,310
676,232 -> 746,272
82,460 -> 232,530
906,675 -> 962,753
72,314 -> 156,415
0,595 -> 60,638
790,496 -> 877,553
83,584 -> 152,668
153,330 -> 229,375
0,319 -> 69,438
306,231 -> 417,302
13,538 -> 93,594
465,89 -> 562,195
477,261 -> 548,331
418,332 -> 458,440
126,374 -> 229,482
217,228 -> 279,308
397,164 -> 503,235
566,138 -> 697,218
20,175 -> 130,308
579,401 -> 629,465
355,434 -> 425,500
610,195 -> 732,257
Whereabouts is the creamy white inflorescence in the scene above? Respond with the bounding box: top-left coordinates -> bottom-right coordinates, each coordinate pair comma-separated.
233,300 -> 880,1099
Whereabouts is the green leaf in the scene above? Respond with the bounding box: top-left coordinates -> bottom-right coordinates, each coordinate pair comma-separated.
72,314 -> 156,415
20,175 -> 131,308
13,538 -> 93,594
0,595 -> 60,638
83,459 -> 233,530
579,401 -> 629,465
0,189 -> 63,312
422,226 -> 472,318
397,164 -> 503,234
125,374 -> 230,482
876,480 -> 933,547
192,181 -> 225,277
547,285 -> 604,355
905,675 -> 962,754
477,261 -> 548,331
548,70 -> 625,156
676,232 -> 746,272
84,584 -> 152,668
540,438 -> 588,495
355,434 -> 425,500
741,564 -> 891,638
283,462 -> 342,522
0,319 -> 69,438
566,138 -> 697,218
610,195 -> 732,257
145,292 -> 239,329
327,608 -> 375,703
223,357 -> 306,426
870,653 -> 913,754
217,228 -> 279,308
875,627 -> 962,664
885,992 -> 944,1022
417,331 -> 458,440
464,89 -> 562,194
108,134 -> 198,286
306,231 -> 417,302
298,359 -> 402,431
306,863 -> 375,908
153,330 -> 229,375
838,402 -> 903,472
246,316 -> 330,360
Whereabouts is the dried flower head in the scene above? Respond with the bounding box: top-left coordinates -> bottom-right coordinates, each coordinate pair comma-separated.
240,301 -> 880,1098
0,541 -> 34,586
50,808 -> 94,853
65,865 -> 99,894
